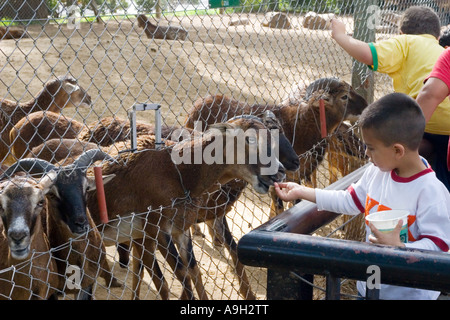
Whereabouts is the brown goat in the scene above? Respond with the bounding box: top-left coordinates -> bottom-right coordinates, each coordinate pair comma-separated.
86,117 -> 286,300
0,26 -> 28,40
136,14 -> 188,41
10,111 -> 88,160
1,76 -> 91,165
0,175 -> 59,300
26,138 -> 98,166
185,78 -> 368,214
9,115 -> 154,162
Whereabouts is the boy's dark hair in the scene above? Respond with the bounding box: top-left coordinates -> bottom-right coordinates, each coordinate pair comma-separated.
440,28 -> 450,48
399,6 -> 441,39
359,93 -> 425,150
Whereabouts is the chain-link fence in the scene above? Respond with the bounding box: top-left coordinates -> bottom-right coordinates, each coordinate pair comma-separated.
0,0 -> 447,300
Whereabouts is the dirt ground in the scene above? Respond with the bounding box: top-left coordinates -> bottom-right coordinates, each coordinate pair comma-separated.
0,12 -> 374,300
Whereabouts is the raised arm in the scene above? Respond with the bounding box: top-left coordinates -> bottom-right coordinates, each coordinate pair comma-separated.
330,19 -> 373,66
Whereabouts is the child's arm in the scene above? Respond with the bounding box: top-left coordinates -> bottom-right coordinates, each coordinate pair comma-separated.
416,77 -> 449,122
274,182 -> 316,203
331,19 -> 374,66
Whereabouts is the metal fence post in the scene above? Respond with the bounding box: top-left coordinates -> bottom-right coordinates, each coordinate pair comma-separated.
351,0 -> 377,104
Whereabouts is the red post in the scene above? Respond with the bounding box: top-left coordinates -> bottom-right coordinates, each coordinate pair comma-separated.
94,166 -> 109,224
319,99 -> 327,138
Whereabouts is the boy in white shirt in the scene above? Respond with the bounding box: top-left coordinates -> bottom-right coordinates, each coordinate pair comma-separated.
275,92 -> 450,300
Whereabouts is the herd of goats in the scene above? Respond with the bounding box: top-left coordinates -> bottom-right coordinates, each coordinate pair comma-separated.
0,74 -> 368,300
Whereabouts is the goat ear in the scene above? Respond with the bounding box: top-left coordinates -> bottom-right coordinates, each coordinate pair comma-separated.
86,174 -> 116,191
62,81 -> 80,94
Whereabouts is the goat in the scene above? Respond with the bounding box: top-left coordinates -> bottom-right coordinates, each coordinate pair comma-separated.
10,111 -> 88,160
9,114 -> 153,162
19,111 -> 297,299
185,77 -> 368,213
26,138 -> 98,166
1,150 -> 119,299
0,26 -> 28,40
86,117 -> 286,300
0,174 -> 59,300
136,14 -> 188,41
1,76 -> 91,165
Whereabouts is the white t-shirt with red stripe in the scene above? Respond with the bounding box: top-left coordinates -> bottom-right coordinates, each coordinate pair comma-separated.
315,161 -> 450,300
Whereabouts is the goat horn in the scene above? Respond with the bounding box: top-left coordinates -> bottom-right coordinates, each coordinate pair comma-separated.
72,149 -> 115,169
0,159 -> 56,180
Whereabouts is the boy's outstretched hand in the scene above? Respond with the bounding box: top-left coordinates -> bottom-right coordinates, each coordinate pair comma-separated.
274,182 -> 300,202
274,182 -> 317,203
368,220 -> 406,247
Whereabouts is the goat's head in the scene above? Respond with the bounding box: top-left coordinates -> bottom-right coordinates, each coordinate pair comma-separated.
45,76 -> 92,112
304,77 -> 368,121
208,116 -> 286,194
136,14 -> 153,29
0,174 -> 56,260
0,150 -> 115,236
259,110 -> 299,171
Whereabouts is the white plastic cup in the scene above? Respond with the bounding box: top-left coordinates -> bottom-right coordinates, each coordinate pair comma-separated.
365,210 -> 409,243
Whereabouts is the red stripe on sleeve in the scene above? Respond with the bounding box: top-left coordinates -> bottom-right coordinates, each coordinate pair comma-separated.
417,235 -> 449,252
347,185 -> 365,213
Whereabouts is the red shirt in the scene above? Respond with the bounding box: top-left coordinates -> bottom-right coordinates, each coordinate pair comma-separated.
426,48 -> 450,95
426,48 -> 450,170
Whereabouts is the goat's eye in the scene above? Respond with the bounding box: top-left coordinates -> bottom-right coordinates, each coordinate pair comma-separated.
341,95 -> 348,100
37,199 -> 45,207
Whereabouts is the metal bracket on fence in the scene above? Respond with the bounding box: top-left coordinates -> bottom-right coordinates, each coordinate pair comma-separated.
127,103 -> 162,152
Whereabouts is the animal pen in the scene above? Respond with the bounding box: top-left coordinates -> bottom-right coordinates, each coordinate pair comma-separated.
0,0 -> 449,300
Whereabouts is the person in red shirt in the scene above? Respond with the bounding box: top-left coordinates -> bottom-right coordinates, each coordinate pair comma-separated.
416,48 -> 450,189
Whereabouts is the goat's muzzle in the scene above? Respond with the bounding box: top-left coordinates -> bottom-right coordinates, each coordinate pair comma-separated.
8,226 -> 31,260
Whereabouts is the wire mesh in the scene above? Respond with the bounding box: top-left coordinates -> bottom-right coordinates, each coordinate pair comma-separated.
0,0 -> 447,300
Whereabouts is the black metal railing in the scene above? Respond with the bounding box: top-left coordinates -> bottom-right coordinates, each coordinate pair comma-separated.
237,164 -> 450,299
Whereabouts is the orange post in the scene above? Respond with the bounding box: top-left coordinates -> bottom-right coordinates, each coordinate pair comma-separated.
94,166 -> 109,224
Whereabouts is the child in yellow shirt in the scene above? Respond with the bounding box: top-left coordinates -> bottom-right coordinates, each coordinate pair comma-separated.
331,6 -> 450,191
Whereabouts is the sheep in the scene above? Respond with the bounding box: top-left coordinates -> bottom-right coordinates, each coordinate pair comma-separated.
0,174 -> 59,300
1,76 -> 91,165
86,117 -> 286,300
185,77 -> 368,213
136,14 -> 188,41
1,150 -> 120,299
